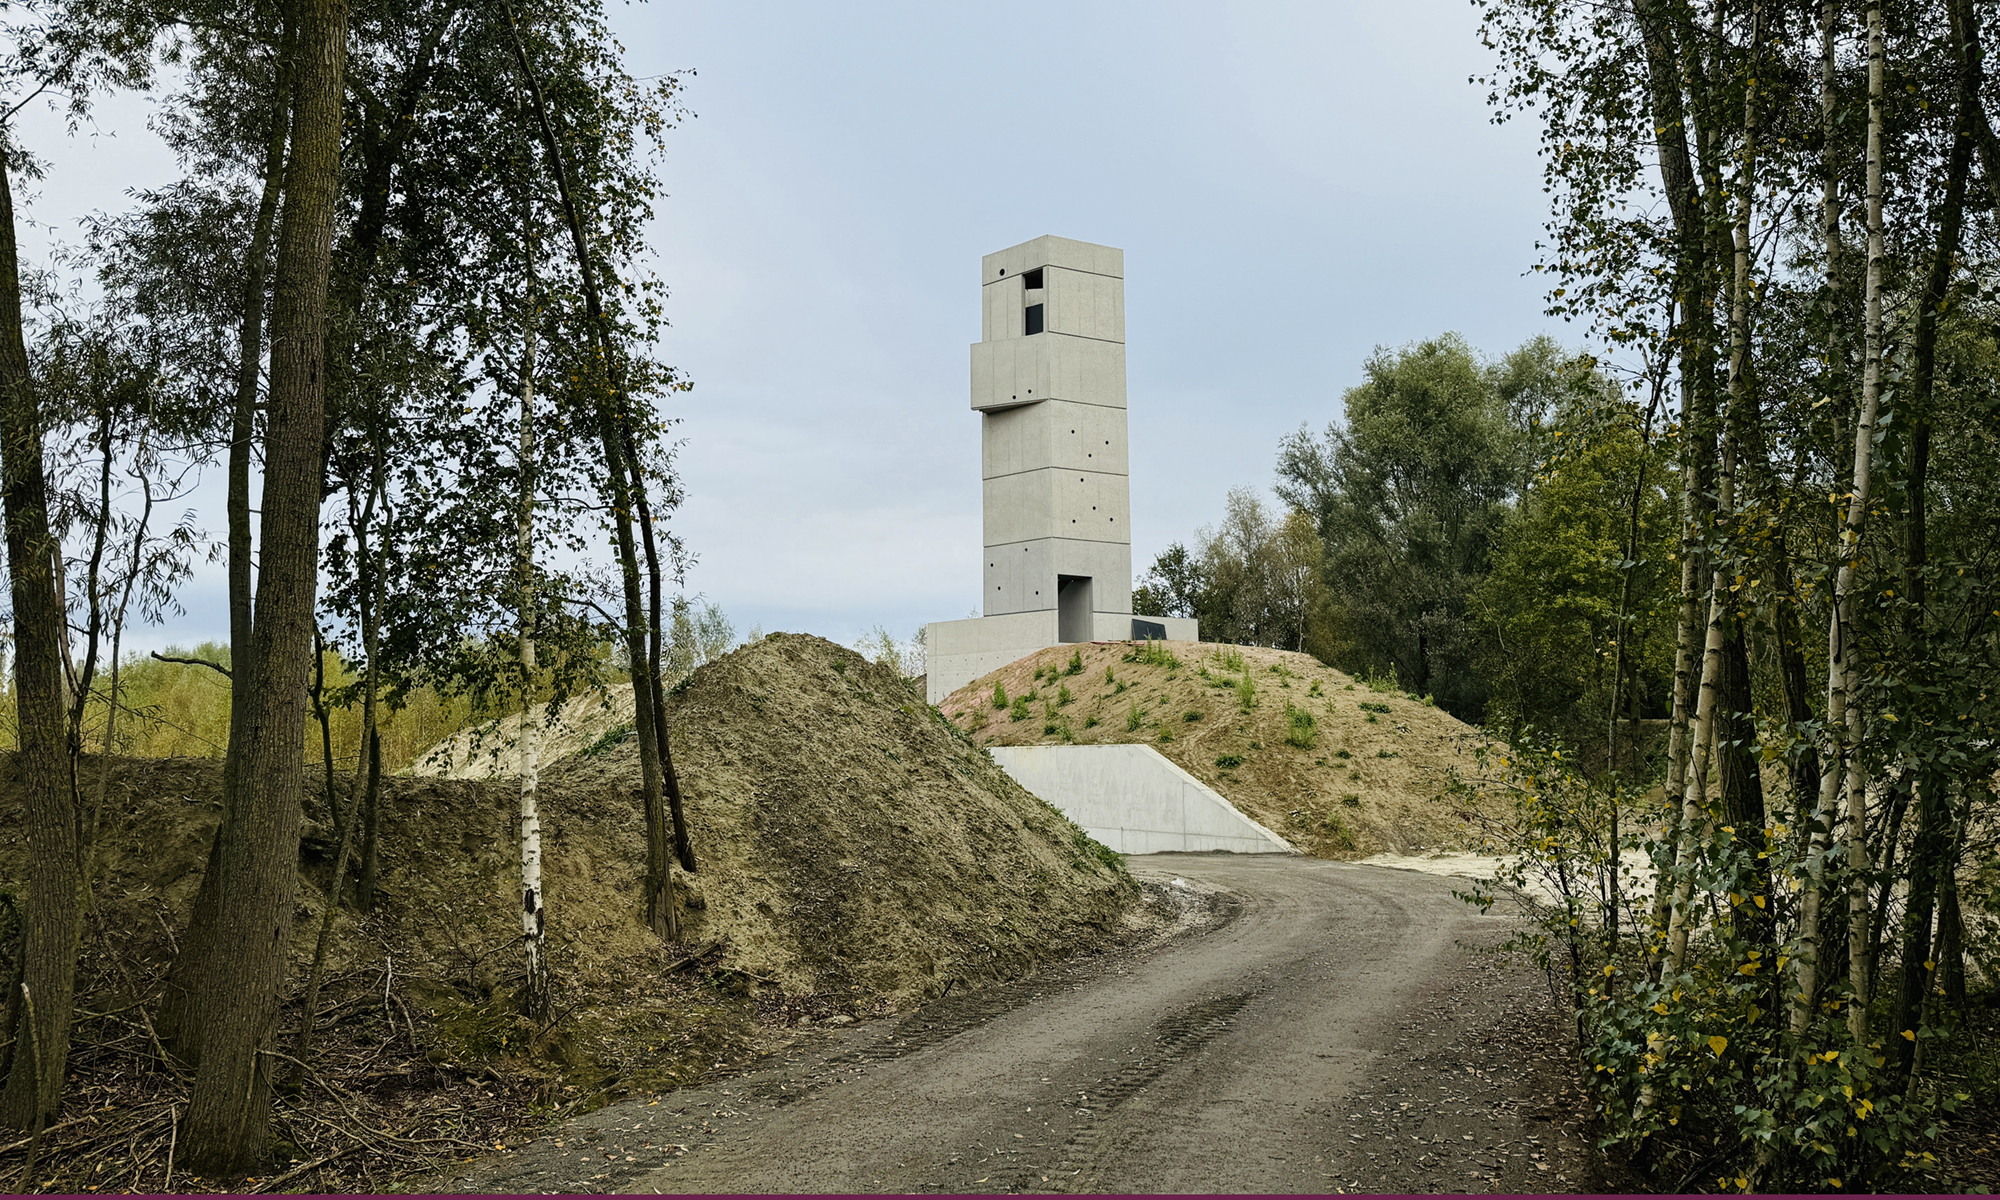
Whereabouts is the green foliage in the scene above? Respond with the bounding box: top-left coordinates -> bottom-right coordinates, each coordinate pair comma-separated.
1009,696 -> 1030,723
1083,715 -> 1099,729
1341,793 -> 1361,807
1042,715 -> 1073,742
1056,684 -> 1073,707
1125,704 -> 1142,732
1359,700 -> 1392,714
1065,650 -> 1083,676
1374,749 -> 1397,759
1182,710 -> 1202,723
1308,679 -> 1323,696
1449,734 -> 1961,1192
1214,754 -> 1245,769
1275,334 -> 1586,717
579,722 -> 634,758
1235,671 -> 1257,711
1283,703 -> 1317,749
1333,748 -> 1351,759
992,682 -> 1009,710
1103,665 -> 1115,684
1156,728 -> 1174,743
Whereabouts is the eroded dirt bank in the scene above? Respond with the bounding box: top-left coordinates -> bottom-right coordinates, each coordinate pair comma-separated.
436,855 -> 1601,1196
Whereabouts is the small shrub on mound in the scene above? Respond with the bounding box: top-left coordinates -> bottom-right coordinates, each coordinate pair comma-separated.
1283,703 -> 1318,749
1215,754 -> 1245,769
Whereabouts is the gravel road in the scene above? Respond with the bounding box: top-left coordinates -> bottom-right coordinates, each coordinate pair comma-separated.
446,854 -> 1599,1194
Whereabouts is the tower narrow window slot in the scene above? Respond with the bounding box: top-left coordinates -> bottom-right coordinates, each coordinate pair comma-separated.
1022,268 -> 1044,289
1024,303 -> 1044,335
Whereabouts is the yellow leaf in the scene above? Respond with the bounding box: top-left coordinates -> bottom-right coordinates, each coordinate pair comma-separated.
1901,1029 -> 1916,1041
1753,895 -> 1766,909
1709,1035 -> 1728,1056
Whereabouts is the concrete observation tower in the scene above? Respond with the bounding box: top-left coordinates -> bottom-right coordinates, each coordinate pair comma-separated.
925,235 -> 1198,703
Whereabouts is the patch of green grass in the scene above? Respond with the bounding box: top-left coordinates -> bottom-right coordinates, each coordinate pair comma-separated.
1366,713 -> 1378,723
1010,696 -> 1031,722
1113,680 -> 1128,695
1057,684 -> 1074,707
1215,647 -> 1246,673
1333,748 -> 1351,759
1248,740 -> 1263,750
1123,638 -> 1180,669
1236,672 -> 1257,711
1360,667 -> 1400,694
1215,753 -> 1245,769
1126,703 -> 1143,732
1376,749 -> 1399,759
1319,813 -> 1357,852
1342,793 -> 1362,807
1084,715 -> 1100,729
1183,710 -> 1203,722
992,682 -> 1009,710
1104,665 -> 1116,684
1359,700 -> 1392,714
1066,650 -> 1084,675
1156,728 -> 1174,743
580,722 -> 635,758
1283,703 -> 1317,750
1045,715 -> 1074,742
1308,680 -> 1324,697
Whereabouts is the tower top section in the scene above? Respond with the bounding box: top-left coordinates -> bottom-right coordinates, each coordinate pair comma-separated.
982,235 -> 1123,284
977,236 -> 1126,349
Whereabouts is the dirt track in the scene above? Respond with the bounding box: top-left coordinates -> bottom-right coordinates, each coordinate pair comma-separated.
444,855 -> 1598,1195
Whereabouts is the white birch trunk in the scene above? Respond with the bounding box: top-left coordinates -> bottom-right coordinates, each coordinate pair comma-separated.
1665,439 -> 1735,972
517,221 -> 549,1021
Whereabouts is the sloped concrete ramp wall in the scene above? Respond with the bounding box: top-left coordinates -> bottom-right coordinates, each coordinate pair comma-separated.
987,744 -> 1293,855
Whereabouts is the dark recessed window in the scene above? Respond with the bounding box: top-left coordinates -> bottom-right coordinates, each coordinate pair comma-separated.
1025,303 -> 1044,335
1022,268 -> 1044,289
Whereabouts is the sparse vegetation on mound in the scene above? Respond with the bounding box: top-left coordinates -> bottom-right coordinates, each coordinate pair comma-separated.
941,641 -> 1495,858
0,634 -> 1137,1192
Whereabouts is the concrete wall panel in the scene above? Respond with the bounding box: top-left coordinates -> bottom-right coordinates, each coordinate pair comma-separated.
987,744 -> 1292,855
1050,401 -> 1128,473
1047,268 -> 1124,343
972,336 -> 1125,412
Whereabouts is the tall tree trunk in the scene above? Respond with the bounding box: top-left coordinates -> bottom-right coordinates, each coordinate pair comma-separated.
178,0 -> 347,1172
516,212 -> 551,1020
502,0 -> 682,938
161,30 -> 294,1057
1717,0 -> 1773,960
0,136 -> 84,1133
1793,0 -> 1849,1037
1888,23 -> 1972,1077
352,449 -> 385,912
1631,0 -> 1716,967
1835,0 -> 1887,1047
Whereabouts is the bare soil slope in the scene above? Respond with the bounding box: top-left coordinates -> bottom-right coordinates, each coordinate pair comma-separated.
939,640 -> 1493,858
0,633 -> 1137,1192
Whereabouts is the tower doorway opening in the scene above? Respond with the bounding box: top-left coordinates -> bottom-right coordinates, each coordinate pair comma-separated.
1057,575 -> 1093,642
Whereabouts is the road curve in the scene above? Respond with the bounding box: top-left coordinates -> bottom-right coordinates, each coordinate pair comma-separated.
454,854 -> 1590,1195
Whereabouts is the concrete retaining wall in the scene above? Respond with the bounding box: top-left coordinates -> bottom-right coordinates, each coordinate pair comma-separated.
987,744 -> 1293,855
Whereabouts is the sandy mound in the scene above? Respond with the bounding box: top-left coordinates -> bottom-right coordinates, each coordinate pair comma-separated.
939,641 -> 1495,858
538,632 -> 1139,999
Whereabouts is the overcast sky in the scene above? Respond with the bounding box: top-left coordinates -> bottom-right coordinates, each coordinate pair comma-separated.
16,0 -> 1559,653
